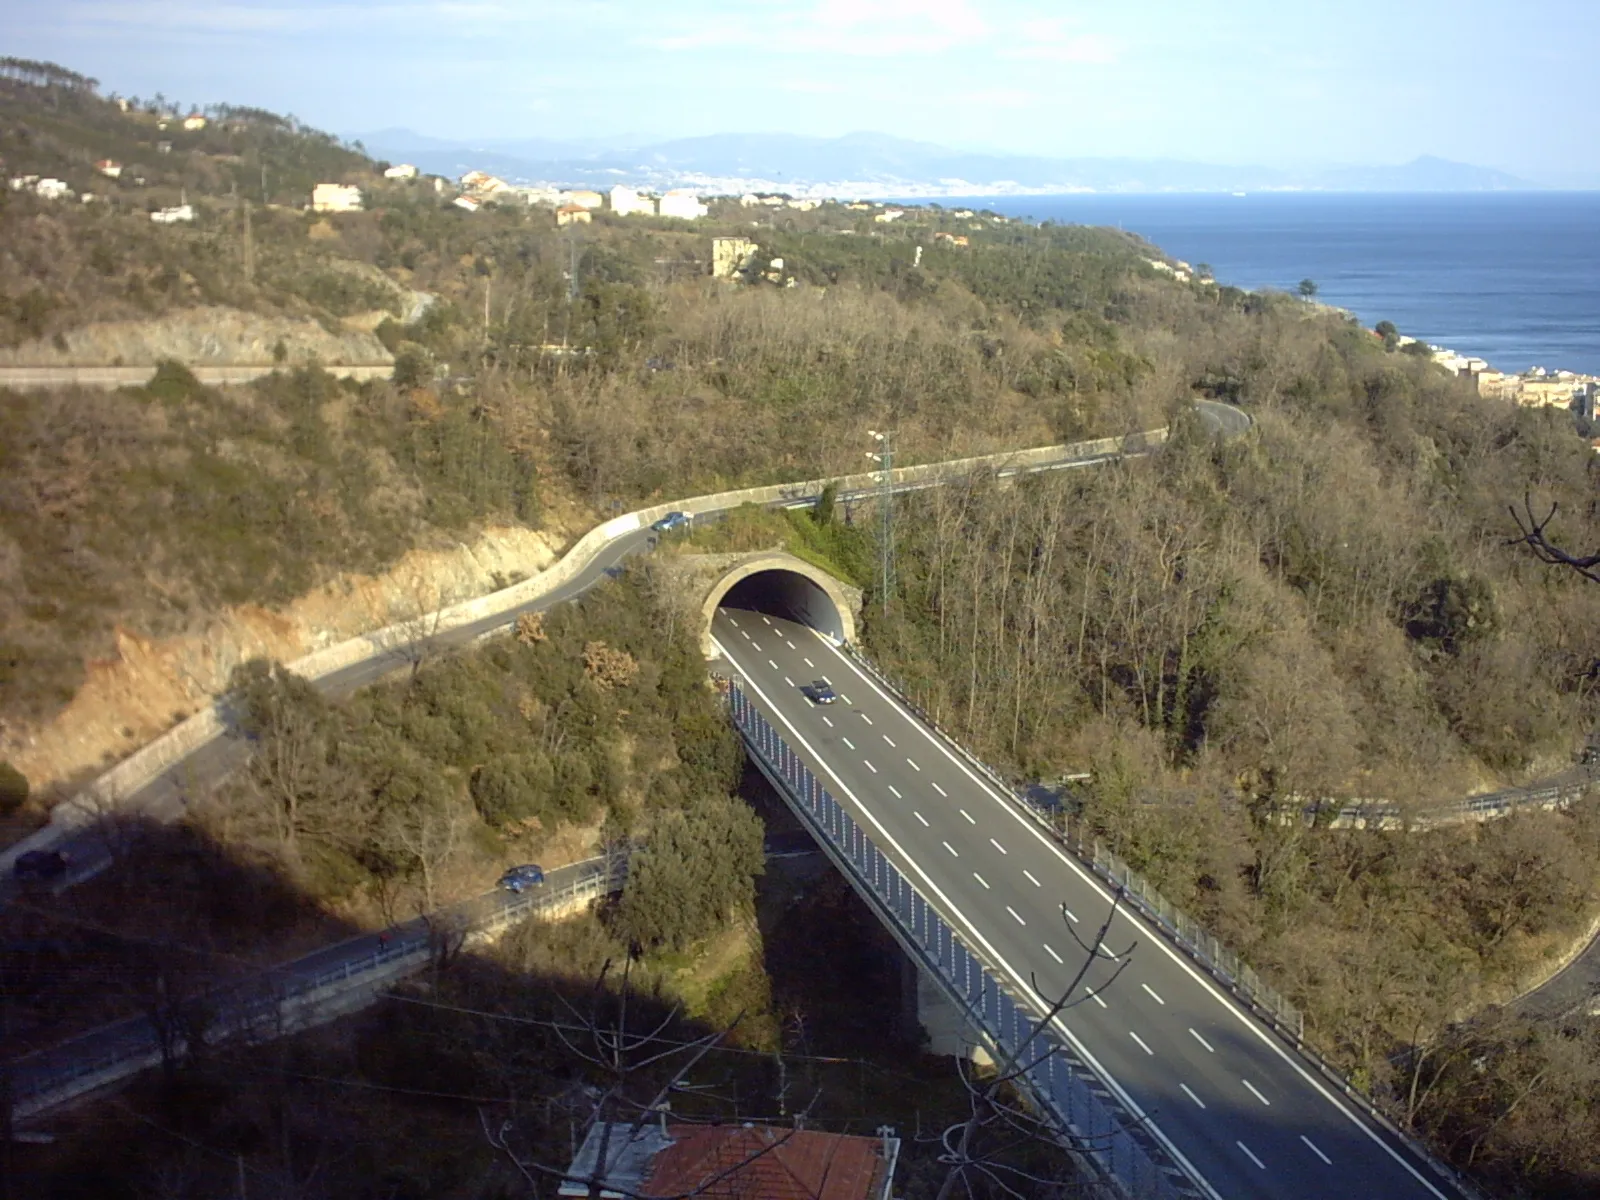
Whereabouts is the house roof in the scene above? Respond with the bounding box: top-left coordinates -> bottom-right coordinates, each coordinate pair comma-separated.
562,1123 -> 895,1200
646,1124 -> 890,1200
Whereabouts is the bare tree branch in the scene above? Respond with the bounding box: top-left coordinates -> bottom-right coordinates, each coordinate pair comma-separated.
1509,493 -> 1600,583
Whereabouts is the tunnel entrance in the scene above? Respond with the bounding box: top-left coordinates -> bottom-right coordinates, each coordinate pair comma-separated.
698,555 -> 859,659
719,571 -> 847,642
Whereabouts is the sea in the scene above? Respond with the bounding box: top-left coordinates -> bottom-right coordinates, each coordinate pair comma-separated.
933,192 -> 1600,377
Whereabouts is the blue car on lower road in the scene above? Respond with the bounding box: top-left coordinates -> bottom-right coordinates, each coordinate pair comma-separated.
651,511 -> 690,533
498,864 -> 545,893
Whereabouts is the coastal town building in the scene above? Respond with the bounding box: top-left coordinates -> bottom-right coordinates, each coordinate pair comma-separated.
610,184 -> 656,216
452,195 -> 481,213
560,1122 -> 899,1200
556,203 -> 592,226
95,159 -> 122,178
32,178 -> 71,200
311,182 -> 363,212
151,204 -> 195,224
565,189 -> 605,210
659,189 -> 708,220
383,163 -> 418,179
712,235 -> 760,279
874,208 -> 905,223
182,113 -> 207,131
934,231 -> 970,247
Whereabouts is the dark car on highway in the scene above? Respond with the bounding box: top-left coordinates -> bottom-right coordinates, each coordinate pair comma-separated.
14,850 -> 69,884
651,511 -> 690,533
803,680 -> 838,705
498,864 -> 545,893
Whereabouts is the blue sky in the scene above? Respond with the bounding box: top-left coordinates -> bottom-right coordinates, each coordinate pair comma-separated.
8,0 -> 1597,177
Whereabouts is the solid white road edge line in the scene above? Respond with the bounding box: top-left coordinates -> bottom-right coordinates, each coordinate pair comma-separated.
815,629 -> 1451,1200
718,635 -> 1223,1200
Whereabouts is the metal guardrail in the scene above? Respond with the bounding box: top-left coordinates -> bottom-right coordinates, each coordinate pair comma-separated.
10,855 -> 628,1115
835,648 -> 1492,1200
729,682 -> 1200,1200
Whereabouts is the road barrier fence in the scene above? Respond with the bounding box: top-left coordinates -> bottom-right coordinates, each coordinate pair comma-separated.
11,854 -> 628,1120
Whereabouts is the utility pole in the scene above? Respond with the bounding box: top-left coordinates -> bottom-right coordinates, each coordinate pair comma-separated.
867,429 -> 894,616
241,197 -> 254,285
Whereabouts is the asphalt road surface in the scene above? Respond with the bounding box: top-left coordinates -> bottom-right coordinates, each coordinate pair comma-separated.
710,605 -> 1466,1200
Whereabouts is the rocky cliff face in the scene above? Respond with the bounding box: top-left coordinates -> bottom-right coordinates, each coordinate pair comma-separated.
2,525 -> 558,796
0,305 -> 392,367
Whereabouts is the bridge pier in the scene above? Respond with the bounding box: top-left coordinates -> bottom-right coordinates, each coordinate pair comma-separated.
907,954 -> 994,1065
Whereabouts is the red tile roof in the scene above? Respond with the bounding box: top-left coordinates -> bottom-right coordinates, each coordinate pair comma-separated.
643,1124 -> 889,1200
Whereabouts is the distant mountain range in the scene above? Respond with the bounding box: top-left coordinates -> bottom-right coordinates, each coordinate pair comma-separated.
349,129 -> 1539,197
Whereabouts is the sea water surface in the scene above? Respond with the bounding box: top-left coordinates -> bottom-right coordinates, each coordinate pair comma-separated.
944,192 -> 1600,376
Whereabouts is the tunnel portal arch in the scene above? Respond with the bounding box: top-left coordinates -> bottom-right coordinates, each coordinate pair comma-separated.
700,554 -> 859,659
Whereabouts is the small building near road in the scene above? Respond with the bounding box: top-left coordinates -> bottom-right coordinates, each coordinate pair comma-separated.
34,178 -> 71,200
452,195 -> 481,213
556,204 -> 592,226
182,112 -> 207,131
151,204 -> 196,224
565,189 -> 605,210
384,163 -> 418,179
96,159 -> 123,178
560,1122 -> 899,1200
659,189 -> 708,220
311,182 -> 364,213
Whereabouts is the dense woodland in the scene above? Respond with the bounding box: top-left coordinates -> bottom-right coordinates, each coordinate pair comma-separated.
5,67 -> 1600,1198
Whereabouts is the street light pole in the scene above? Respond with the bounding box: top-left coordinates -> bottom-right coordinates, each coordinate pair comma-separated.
867,430 -> 894,617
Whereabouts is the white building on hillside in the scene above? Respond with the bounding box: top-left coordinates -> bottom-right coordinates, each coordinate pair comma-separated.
151,205 -> 195,224
659,189 -> 708,220
384,163 -> 418,179
565,190 -> 605,210
312,183 -> 363,213
610,184 -> 655,216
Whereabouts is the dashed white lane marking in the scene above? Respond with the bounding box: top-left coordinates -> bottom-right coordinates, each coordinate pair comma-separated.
930,781 -> 947,796
864,760 -> 878,774
1129,1031 -> 1154,1056
729,617 -> 739,627
1062,906 -> 1079,924
1181,1084 -> 1206,1110
959,809 -> 976,824
785,640 -> 795,650
822,716 -> 833,727
1189,1028 -> 1215,1054
914,811 -> 928,827
907,758 -> 921,771
785,676 -> 794,688
741,630 -> 751,640
990,838 -> 1007,854
1237,1142 -> 1266,1171
840,693 -> 852,704
974,872 -> 991,890
1086,988 -> 1107,1009
1242,1079 -> 1272,1107
803,657 -> 814,668
819,675 -> 832,684
768,659 -> 778,670
841,737 -> 855,750
751,642 -> 762,652
889,785 -> 902,798
861,713 -> 873,725
1044,944 -> 1063,964
1141,983 -> 1165,1006
943,841 -> 959,857
883,734 -> 896,748
1006,905 -> 1026,926
762,616 -> 771,625
1300,1136 -> 1332,1165
1023,869 -> 1041,887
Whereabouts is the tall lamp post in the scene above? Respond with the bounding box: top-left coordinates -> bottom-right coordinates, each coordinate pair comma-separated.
867,430 -> 894,617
